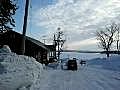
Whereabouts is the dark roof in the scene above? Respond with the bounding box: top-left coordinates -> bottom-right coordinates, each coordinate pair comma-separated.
2,30 -> 49,50
26,36 -> 49,50
45,45 -> 56,51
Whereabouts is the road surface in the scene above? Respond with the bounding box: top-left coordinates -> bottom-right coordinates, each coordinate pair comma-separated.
31,67 -> 120,90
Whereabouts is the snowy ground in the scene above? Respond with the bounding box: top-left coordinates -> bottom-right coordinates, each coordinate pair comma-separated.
0,46 -> 120,90
31,56 -> 120,90
31,67 -> 120,90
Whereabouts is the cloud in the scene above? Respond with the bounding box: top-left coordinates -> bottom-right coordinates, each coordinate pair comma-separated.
65,37 -> 99,50
32,0 -> 120,50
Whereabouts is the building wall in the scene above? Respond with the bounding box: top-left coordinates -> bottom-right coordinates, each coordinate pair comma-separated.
0,31 -> 49,64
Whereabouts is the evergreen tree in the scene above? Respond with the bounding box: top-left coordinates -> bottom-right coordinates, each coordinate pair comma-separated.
0,0 -> 17,32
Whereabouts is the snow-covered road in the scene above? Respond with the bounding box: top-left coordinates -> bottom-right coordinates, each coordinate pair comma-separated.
31,67 -> 120,90
1,46 -> 120,90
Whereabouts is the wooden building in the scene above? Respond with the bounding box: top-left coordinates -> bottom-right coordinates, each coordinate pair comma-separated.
46,45 -> 57,63
0,30 -> 52,64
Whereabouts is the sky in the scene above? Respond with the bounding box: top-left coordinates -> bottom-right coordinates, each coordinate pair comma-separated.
14,0 -> 120,51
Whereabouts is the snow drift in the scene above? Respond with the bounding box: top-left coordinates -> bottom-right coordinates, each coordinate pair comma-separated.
0,45 -> 43,90
87,55 -> 120,71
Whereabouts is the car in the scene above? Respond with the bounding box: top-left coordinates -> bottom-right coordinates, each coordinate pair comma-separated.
67,60 -> 77,70
80,60 -> 86,66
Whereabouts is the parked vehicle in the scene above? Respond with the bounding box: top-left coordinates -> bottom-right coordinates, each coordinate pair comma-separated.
80,60 -> 86,66
67,60 -> 77,70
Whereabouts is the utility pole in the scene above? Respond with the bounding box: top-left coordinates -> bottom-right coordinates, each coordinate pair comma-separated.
42,35 -> 46,44
21,0 -> 30,54
43,39 -> 46,44
53,34 -> 57,59
57,28 -> 60,61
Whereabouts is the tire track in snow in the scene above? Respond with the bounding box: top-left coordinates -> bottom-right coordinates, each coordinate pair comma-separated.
31,67 -> 120,90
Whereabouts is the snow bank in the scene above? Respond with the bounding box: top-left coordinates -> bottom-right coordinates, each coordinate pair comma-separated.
0,45 -> 43,90
46,62 -> 59,70
88,55 -> 120,71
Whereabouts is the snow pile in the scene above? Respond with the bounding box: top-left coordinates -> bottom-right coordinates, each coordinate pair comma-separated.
46,62 -> 59,70
0,45 -> 43,90
88,55 -> 120,71
0,45 -> 11,53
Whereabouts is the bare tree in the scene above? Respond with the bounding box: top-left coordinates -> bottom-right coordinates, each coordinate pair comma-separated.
54,27 -> 66,61
96,23 -> 119,57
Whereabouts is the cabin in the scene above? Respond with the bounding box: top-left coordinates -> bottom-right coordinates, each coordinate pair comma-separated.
46,45 -> 57,63
0,30 -> 56,64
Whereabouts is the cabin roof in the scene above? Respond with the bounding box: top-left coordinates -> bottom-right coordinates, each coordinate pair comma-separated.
26,36 -> 49,50
1,30 -> 49,51
45,45 -> 56,51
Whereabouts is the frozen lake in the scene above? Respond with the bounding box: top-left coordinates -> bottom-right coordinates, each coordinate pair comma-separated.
60,52 -> 106,60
